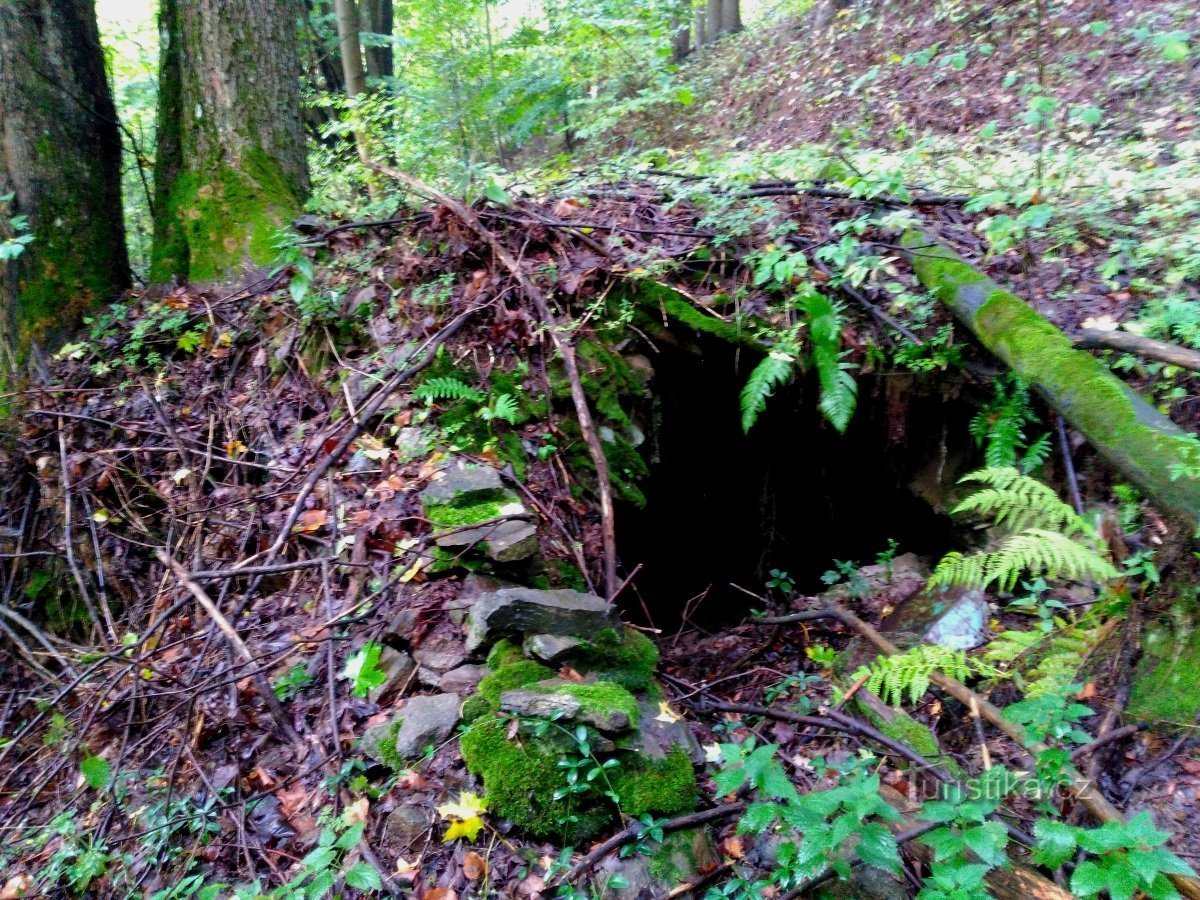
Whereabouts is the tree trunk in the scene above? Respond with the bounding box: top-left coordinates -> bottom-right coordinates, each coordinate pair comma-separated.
151,0 -> 309,283
0,0 -> 129,367
694,9 -> 707,47
720,0 -> 742,36
810,0 -> 849,30
704,0 -> 722,41
334,0 -> 367,96
361,0 -> 393,79
902,230 -> 1200,530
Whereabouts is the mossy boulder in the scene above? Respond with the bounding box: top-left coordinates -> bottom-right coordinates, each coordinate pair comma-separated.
419,459 -> 539,563
459,630 -> 697,841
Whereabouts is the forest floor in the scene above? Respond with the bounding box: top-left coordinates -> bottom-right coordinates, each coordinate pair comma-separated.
3,1 -> 1200,898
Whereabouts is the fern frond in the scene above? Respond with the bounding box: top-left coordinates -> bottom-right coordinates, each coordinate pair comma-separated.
856,646 -> 997,708
802,293 -> 857,433
985,529 -> 1117,592
488,393 -> 520,424
740,350 -> 794,433
414,376 -> 484,403
952,467 -> 1081,533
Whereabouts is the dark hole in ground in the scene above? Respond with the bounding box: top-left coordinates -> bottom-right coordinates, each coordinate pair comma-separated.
616,329 -> 973,627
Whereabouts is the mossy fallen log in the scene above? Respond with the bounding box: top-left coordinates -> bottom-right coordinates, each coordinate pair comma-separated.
901,230 -> 1200,530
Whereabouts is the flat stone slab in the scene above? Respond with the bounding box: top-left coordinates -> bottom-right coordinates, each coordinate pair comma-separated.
500,681 -> 632,732
394,693 -> 462,759
524,633 -> 583,663
881,586 -> 989,651
420,460 -> 504,506
466,586 -> 622,653
368,647 -> 416,704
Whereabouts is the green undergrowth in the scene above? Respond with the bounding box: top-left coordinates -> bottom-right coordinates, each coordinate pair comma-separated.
1127,605 -> 1200,726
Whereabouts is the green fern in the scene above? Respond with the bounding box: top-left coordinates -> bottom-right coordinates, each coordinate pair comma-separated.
929,469 -> 1117,592
802,292 -> 857,432
413,376 -> 484,403
853,645 -> 1000,707
479,393 -> 520,425
984,624 -> 1096,697
740,349 -> 795,433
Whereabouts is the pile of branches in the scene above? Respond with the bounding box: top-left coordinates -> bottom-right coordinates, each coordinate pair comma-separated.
0,171 -> 978,892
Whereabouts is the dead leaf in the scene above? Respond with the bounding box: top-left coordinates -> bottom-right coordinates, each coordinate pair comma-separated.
344,796 -> 370,825
0,873 -> 33,899
721,835 -> 745,859
293,509 -> 328,534
558,666 -> 585,682
1076,682 -> 1098,700
462,851 -> 487,880
425,888 -> 458,900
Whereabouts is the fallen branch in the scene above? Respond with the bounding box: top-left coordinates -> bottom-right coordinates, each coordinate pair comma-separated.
552,802 -> 745,887
1075,328 -> 1200,373
366,160 -> 619,598
156,551 -> 299,743
901,230 -> 1200,531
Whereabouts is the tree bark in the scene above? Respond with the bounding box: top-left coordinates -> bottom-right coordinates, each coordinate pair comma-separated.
1075,328 -> 1200,374
720,0 -> 742,36
151,0 -> 309,283
810,0 -> 850,30
704,0 -> 722,41
694,8 -> 708,47
902,230 -> 1200,530
334,0 -> 367,96
0,0 -> 129,367
361,0 -> 393,79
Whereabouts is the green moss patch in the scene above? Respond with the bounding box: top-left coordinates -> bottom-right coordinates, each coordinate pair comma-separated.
563,627 -> 660,691
1128,610 -> 1200,726
424,493 -> 507,528
476,660 -> 556,710
611,746 -> 698,818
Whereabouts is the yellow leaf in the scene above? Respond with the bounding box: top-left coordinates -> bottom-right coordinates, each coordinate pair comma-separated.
443,816 -> 484,842
436,791 -> 488,821
655,701 -> 682,724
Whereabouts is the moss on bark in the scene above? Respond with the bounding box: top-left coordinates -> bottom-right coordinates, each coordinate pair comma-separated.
902,230 -> 1200,529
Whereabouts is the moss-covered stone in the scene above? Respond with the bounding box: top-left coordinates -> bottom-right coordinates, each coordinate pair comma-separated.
1127,608 -> 1200,726
563,627 -> 660,692
459,716 -> 612,841
901,229 -> 1200,528
518,679 -> 641,731
485,637 -> 526,670
611,746 -> 698,819
424,494 -> 506,528
475,659 -> 557,710
856,697 -> 964,779
625,279 -> 760,348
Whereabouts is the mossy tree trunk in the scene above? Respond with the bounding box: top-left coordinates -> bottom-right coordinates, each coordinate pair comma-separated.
902,230 -> 1200,530
151,0 -> 309,283
0,0 -> 130,368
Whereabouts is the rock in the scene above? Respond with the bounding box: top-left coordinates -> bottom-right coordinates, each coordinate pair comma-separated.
484,518 -> 539,562
386,606 -> 419,641
500,679 -> 635,732
413,642 -> 467,674
381,805 -> 431,851
368,647 -> 416,704
394,693 -> 462,760
592,828 -> 717,899
523,633 -> 583,663
499,687 -> 583,722
359,717 -> 400,765
416,666 -> 442,688
439,664 -> 486,694
881,586 -> 989,651
821,864 -> 907,900
393,426 -> 431,462
633,698 -> 705,765
420,460 -> 504,506
466,586 -> 623,653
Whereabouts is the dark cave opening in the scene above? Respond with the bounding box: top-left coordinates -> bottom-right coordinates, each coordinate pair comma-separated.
615,328 -> 975,627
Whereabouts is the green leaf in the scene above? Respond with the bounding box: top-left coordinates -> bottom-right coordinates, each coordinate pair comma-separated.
674,87 -> 694,105
485,178 -> 512,208
1070,860 -> 1110,897
961,822 -> 1008,866
81,755 -> 111,790
342,641 -> 387,698
856,822 -> 902,874
336,821 -> 365,850
1033,818 -> 1078,868
344,861 -> 383,891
